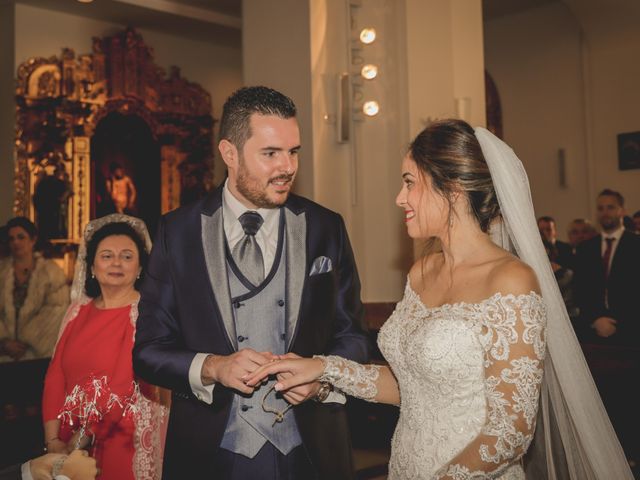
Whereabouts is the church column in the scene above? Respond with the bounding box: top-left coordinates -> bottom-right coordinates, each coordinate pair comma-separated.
402,0 -> 486,260
0,2 -> 15,223
403,0 -> 485,137
242,0 -> 315,200
241,0 -> 485,303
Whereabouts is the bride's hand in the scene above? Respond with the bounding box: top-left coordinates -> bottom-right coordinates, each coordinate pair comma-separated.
243,356 -> 325,391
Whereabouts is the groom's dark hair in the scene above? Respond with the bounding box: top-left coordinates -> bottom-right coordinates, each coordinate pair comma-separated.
219,86 -> 297,150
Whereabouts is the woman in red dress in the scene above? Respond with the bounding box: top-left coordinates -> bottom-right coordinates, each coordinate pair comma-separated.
42,214 -> 166,480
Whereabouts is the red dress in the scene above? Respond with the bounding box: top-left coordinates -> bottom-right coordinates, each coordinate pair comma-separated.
43,302 -> 136,480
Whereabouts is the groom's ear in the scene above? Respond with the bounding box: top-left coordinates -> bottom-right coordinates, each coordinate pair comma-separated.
218,139 -> 239,170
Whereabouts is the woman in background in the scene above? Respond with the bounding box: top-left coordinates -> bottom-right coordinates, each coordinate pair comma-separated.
0,217 -> 68,362
43,214 -> 165,480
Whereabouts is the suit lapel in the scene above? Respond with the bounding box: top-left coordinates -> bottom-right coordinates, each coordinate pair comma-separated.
590,235 -> 604,273
609,231 -> 629,276
201,208 -> 238,351
284,207 -> 307,350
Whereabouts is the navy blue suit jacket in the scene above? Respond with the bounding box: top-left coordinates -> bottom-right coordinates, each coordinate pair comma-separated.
0,464 -> 19,480
133,185 -> 369,479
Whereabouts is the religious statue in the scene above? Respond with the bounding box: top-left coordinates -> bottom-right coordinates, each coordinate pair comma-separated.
105,162 -> 137,214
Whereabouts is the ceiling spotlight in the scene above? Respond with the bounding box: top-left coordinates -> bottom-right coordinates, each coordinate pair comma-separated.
359,28 -> 376,45
362,101 -> 380,117
361,64 -> 378,80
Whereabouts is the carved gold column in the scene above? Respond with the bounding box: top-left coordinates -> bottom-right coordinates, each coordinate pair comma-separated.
70,137 -> 90,240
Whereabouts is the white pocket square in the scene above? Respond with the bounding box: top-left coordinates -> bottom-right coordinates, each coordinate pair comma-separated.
309,256 -> 333,276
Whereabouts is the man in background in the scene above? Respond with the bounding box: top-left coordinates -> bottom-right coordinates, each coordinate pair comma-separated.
574,188 -> 640,466
632,210 -> 640,234
567,218 -> 598,254
538,215 -> 574,268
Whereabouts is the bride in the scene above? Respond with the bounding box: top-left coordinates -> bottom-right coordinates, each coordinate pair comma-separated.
246,120 -> 633,479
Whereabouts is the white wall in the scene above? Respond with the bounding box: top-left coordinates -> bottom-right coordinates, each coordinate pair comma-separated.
1,3 -> 243,224
484,3 -> 590,239
333,0 -> 412,302
585,26 -> 640,217
242,0 -> 315,199
404,0 -> 486,261
485,1 -> 640,236
242,0 -> 413,302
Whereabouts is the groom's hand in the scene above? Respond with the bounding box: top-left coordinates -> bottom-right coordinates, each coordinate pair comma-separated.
201,349 -> 275,394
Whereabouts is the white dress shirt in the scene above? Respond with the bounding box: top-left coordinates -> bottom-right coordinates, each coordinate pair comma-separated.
221,179 -> 280,274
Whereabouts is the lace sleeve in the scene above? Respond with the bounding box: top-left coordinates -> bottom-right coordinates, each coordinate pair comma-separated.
315,355 -> 381,401
435,293 -> 546,479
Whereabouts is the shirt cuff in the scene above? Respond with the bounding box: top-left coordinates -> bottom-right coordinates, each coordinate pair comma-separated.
323,390 -> 346,404
22,462 -> 33,480
189,353 -> 216,404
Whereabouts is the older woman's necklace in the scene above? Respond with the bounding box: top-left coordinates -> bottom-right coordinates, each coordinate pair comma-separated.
13,257 -> 34,286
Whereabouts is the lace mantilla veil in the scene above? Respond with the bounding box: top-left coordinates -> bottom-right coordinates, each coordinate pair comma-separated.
58,213 -> 165,480
475,127 -> 633,479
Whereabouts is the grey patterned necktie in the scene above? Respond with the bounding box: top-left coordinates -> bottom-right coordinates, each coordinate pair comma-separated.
232,211 -> 265,285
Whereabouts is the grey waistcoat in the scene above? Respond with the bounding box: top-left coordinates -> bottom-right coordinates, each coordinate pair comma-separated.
220,226 -> 303,458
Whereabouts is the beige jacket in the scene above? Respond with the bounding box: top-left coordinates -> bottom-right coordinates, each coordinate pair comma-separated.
0,254 -> 69,362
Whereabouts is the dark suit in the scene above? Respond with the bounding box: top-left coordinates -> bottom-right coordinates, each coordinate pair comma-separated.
133,185 -> 370,479
574,231 -> 640,345
0,464 -> 19,480
554,239 -> 575,270
574,230 -> 640,461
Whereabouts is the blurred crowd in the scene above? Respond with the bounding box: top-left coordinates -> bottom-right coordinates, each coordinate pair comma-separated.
538,188 -> 640,469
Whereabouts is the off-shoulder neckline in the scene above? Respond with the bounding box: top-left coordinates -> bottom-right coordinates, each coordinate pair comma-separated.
405,278 -> 544,312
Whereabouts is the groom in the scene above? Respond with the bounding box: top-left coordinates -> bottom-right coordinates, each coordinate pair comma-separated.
134,86 -> 370,479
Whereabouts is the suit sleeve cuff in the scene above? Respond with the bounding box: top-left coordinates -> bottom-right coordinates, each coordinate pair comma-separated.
189,353 -> 215,404
22,462 -> 34,480
323,390 -> 346,404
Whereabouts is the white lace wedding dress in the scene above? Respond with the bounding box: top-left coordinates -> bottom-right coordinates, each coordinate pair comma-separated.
320,280 -> 546,480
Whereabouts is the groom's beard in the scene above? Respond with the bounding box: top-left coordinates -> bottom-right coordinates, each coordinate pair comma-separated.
236,161 -> 295,209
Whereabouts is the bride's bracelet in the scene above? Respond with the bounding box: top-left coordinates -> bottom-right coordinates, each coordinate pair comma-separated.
314,355 -> 380,401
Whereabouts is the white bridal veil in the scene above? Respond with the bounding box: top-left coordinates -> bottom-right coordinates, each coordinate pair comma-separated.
475,127 -> 633,479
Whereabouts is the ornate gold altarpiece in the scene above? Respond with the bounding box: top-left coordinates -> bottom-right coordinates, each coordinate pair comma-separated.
14,27 -> 215,242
